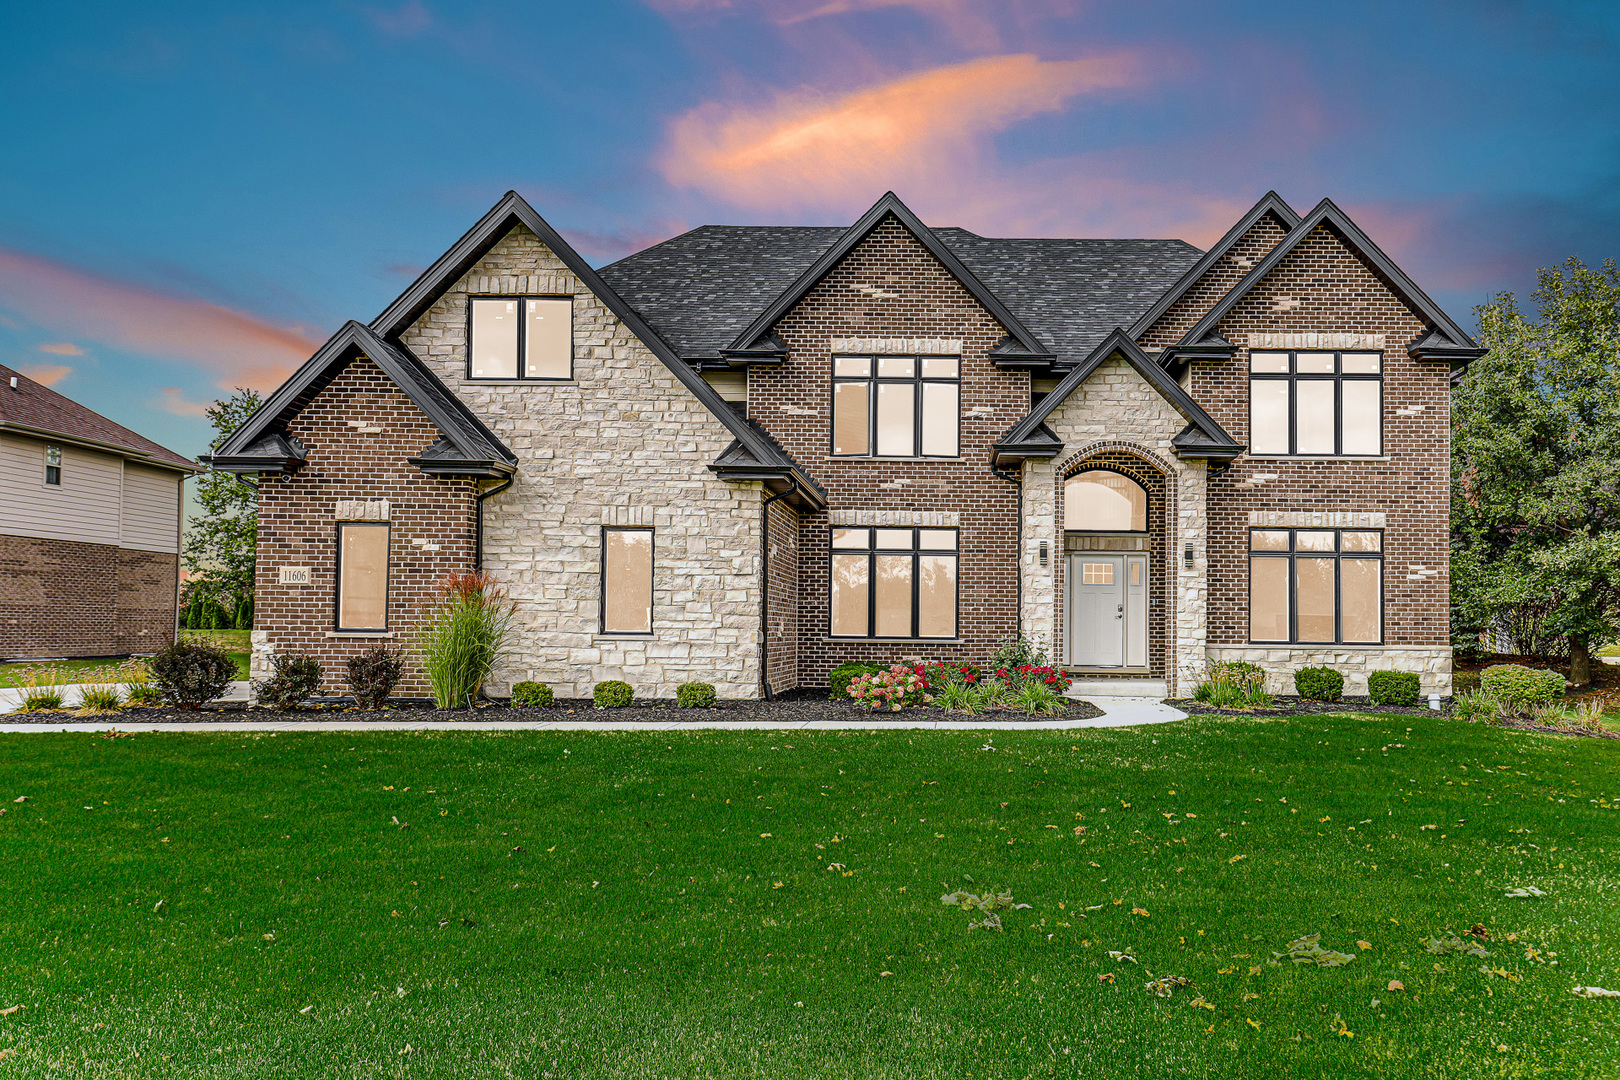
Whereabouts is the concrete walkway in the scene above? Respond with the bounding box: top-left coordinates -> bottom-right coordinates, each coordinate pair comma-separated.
0,693 -> 1184,733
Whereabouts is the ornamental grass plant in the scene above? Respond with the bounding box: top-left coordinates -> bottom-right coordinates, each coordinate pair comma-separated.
418,572 -> 516,710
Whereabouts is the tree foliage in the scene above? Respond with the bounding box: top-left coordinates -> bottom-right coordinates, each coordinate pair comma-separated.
183,388 -> 262,628
1452,257 -> 1620,684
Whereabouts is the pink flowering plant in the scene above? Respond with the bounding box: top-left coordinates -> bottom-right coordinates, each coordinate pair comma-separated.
848,664 -> 934,711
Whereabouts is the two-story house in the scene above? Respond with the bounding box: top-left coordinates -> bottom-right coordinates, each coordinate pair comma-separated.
0,366 -> 197,659
210,189 -> 1480,700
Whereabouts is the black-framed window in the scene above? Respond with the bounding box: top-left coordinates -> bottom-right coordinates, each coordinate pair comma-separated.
468,296 -> 573,380
1249,350 -> 1382,456
1064,470 -> 1147,532
336,523 -> 390,631
830,527 -> 958,639
1249,528 -> 1382,644
44,445 -> 61,486
601,527 -> 653,635
831,355 -> 959,458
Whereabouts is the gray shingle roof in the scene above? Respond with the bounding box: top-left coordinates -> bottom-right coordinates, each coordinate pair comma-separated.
599,224 -> 1203,366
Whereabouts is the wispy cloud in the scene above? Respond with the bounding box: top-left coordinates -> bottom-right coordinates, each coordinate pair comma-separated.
659,53 -> 1139,207
646,0 -> 1072,46
38,341 -> 85,356
20,364 -> 72,387
155,386 -> 212,417
0,247 -> 322,391
364,0 -> 435,36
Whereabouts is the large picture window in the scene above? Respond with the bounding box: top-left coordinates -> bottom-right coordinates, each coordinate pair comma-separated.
830,527 -> 957,639
602,528 -> 653,635
1065,471 -> 1147,531
1249,350 -> 1382,456
1248,529 -> 1382,644
469,296 -> 573,380
336,523 -> 390,631
831,355 -> 959,458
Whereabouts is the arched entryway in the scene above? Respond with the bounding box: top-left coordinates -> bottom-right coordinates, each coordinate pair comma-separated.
1055,447 -> 1175,676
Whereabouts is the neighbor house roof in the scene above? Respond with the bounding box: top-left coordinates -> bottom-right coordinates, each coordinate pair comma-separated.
0,364 -> 198,472
601,206 -> 1202,369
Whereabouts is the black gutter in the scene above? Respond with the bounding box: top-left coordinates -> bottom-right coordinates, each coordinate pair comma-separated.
759,477 -> 801,700
474,476 -> 514,570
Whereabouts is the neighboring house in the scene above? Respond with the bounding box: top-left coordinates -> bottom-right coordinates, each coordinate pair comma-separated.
210,189 -> 1481,699
0,366 -> 198,659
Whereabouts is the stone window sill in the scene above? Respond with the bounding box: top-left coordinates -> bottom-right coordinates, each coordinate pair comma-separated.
822,638 -> 964,645
463,379 -> 578,386
829,457 -> 964,463
1243,456 -> 1391,462
1247,641 -> 1386,648
594,633 -> 655,641
327,631 -> 394,638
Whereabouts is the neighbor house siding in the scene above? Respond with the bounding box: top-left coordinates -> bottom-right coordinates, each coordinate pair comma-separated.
400,224 -> 765,700
0,433 -> 123,546
120,463 -> 182,553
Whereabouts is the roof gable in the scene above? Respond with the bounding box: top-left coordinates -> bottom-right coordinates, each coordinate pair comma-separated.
367,191 -> 819,504
1129,191 -> 1300,345
0,364 -> 197,471
994,328 -> 1241,466
209,320 -> 515,476
724,192 -> 1053,365
1173,198 -> 1484,359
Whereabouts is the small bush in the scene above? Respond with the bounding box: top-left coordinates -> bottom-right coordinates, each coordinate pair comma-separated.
594,680 -> 634,708
126,683 -> 163,707
346,646 -> 403,710
150,640 -> 237,709
677,681 -> 717,708
79,686 -> 124,713
849,665 -> 932,711
1567,695 -> 1608,733
970,681 -> 1007,711
934,681 -> 978,713
991,634 -> 1049,671
994,664 -> 1072,693
18,688 -> 66,712
918,661 -> 982,690
1011,678 -> 1067,716
1480,664 -> 1565,713
1451,689 -> 1501,724
510,681 -> 554,708
1294,666 -> 1344,702
1527,701 -> 1566,727
829,662 -> 883,699
253,653 -> 323,709
1368,670 -> 1421,707
1194,661 -> 1271,710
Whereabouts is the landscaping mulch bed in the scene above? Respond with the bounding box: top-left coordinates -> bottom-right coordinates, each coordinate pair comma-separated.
3,696 -> 1105,725
1171,694 -> 1449,719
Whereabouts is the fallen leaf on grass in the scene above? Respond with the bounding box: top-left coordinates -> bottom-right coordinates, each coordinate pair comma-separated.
1272,934 -> 1355,967
1132,908 -> 1150,917
1146,975 -> 1191,997
298,1005 -> 313,1015
1329,1013 -> 1354,1038
1480,966 -> 1522,983
1424,933 -> 1489,958
1097,972 -> 1115,983
1107,950 -> 1138,964
1356,940 -> 1373,950
0,1049 -> 14,1062
1189,995 -> 1215,1010
759,833 -> 772,838
1228,854 -> 1247,864
12,796 -> 27,803
879,971 -> 893,977
1242,992 -> 1260,1002
1388,980 -> 1406,992
1571,986 -> 1620,999
0,1005 -> 21,1017
1505,886 -> 1546,898
1246,1018 -> 1261,1029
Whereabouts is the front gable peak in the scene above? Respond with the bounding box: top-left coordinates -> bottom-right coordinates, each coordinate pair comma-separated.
724,191 -> 1053,370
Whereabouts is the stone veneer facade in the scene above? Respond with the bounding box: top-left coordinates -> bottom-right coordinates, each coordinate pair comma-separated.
399,225 -> 765,700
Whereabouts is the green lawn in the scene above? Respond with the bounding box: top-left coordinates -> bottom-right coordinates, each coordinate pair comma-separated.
0,630 -> 250,688
0,716 -> 1615,1078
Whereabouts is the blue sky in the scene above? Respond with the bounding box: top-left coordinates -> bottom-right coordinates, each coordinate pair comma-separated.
2,0 -> 1617,462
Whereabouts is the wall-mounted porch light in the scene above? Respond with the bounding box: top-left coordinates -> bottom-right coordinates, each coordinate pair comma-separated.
1038,540 -> 1049,567
1184,544 -> 1196,570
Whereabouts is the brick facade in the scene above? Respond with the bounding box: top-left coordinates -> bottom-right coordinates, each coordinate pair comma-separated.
0,535 -> 177,658
250,357 -> 477,695
756,216 -> 1027,683
1189,224 -> 1453,694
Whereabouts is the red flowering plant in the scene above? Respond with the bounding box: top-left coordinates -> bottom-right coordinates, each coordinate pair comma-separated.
994,664 -> 1073,693
917,660 -> 982,688
848,664 -> 934,711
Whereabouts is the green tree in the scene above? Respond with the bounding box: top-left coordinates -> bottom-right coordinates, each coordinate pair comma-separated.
1452,257 -> 1620,685
184,388 -> 262,629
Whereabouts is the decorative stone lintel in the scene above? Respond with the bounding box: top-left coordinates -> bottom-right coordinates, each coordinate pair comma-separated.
828,509 -> 959,527
830,337 -> 962,355
1244,332 -> 1385,351
334,499 -> 390,521
1247,510 -> 1386,529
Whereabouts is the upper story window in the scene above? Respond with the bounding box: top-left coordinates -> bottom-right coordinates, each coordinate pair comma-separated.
1249,350 -> 1382,456
468,296 -> 572,381
1065,471 -> 1146,531
831,355 -> 959,458
44,445 -> 61,486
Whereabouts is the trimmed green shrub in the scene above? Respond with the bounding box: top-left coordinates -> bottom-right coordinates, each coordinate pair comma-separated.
346,646 -> 402,710
419,572 -> 517,709
828,662 -> 883,700
1480,664 -> 1565,713
79,686 -> 125,713
150,640 -> 237,709
594,680 -> 634,708
1294,666 -> 1344,702
126,683 -> 163,707
510,681 -> 554,707
1193,661 -> 1271,710
677,681 -> 717,708
1368,670 -> 1421,707
253,653 -> 323,709
1011,678 -> 1067,716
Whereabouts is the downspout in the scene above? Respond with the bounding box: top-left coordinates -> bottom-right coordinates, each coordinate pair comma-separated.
474,475 -> 514,570
759,476 -> 801,701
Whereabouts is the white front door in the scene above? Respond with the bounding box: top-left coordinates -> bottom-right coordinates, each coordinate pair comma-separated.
1066,553 -> 1148,668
